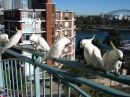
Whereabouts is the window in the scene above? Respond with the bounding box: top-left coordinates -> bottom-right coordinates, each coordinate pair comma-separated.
65,12 -> 69,17
11,22 -> 15,28
23,34 -> 31,40
32,13 -> 36,19
38,0 -> 42,4
55,23 -> 58,29
64,31 -> 68,36
56,13 -> 58,19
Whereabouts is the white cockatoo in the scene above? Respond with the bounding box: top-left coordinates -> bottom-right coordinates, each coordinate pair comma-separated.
2,28 -> 23,54
0,34 -> 9,43
29,33 -> 50,52
40,32 -> 70,63
102,41 -> 124,75
80,35 -> 103,68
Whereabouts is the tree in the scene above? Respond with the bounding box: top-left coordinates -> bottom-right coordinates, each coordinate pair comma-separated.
103,27 -> 121,50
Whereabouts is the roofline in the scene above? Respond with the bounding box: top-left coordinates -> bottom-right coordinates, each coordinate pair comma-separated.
56,10 -> 75,13
2,9 -> 46,12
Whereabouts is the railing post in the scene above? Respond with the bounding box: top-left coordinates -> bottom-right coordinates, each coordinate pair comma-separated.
0,51 -> 4,89
32,55 -> 40,97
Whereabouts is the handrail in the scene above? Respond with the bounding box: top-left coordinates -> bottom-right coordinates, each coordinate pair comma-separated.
0,46 -> 130,96
13,45 -> 130,86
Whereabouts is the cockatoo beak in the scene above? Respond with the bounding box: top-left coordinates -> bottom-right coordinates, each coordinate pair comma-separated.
30,40 -> 34,44
118,58 -> 125,63
80,40 -> 83,48
7,39 -> 9,42
65,43 -> 71,46
80,44 -> 83,48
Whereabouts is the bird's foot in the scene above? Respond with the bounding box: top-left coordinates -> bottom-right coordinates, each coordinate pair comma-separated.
114,73 -> 120,77
52,58 -> 57,61
92,67 -> 97,70
86,65 -> 92,68
103,70 -> 109,74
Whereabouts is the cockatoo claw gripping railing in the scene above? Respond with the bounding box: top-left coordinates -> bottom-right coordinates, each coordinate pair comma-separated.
0,45 -> 130,97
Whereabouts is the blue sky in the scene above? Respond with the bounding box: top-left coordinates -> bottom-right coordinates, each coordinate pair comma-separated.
22,0 -> 130,15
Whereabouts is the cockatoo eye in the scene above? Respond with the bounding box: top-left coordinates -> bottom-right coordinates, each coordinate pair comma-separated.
84,44 -> 85,45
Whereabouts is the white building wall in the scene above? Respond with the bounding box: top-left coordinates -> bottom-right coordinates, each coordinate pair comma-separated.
14,0 -> 21,9
21,1 -> 26,9
2,0 -> 12,9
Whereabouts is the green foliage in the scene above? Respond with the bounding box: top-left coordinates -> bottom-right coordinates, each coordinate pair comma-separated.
3,65 -> 26,91
92,38 -> 105,56
62,84 -> 113,97
76,15 -> 130,31
103,27 -> 121,49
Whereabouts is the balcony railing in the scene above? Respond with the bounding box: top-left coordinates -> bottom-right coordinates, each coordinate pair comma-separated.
0,45 -> 130,97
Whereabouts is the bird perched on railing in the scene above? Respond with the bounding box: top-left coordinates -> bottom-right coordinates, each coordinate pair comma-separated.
40,32 -> 70,63
29,32 -> 50,52
2,28 -> 23,54
0,33 -> 9,43
101,41 -> 124,75
80,35 -> 103,68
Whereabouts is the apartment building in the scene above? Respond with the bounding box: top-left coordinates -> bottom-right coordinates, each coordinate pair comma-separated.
14,0 -> 21,9
3,0 -> 76,66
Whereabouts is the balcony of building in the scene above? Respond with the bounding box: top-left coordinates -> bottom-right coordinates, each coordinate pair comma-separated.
0,45 -> 130,97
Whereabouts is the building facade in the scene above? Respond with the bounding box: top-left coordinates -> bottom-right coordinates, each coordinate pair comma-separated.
21,1 -> 26,9
14,0 -> 21,9
3,0 -> 76,66
2,0 -> 12,10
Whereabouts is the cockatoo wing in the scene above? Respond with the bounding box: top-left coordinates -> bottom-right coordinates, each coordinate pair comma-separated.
40,47 -> 53,63
38,37 -> 50,52
2,33 -> 22,54
40,41 -> 59,63
102,52 -> 109,69
41,39 -> 63,63
84,49 -> 91,65
40,37 -> 70,63
92,46 -> 102,68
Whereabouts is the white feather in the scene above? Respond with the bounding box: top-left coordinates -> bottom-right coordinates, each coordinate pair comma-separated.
30,34 -> 50,52
102,47 -> 123,74
41,37 -> 70,63
2,30 -> 22,54
80,35 -> 102,68
0,34 -> 9,43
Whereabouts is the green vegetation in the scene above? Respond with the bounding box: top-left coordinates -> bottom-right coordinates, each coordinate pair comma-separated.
62,83 -> 113,97
76,15 -> 130,31
103,26 -> 121,50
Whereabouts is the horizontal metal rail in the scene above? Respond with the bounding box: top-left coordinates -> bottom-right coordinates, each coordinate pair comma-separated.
0,46 -> 130,97
13,45 -> 130,86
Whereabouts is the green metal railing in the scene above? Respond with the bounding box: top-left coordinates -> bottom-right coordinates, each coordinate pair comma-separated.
0,45 -> 130,97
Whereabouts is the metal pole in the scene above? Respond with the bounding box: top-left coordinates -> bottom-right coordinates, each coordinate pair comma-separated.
0,51 -> 4,89
32,55 -> 40,97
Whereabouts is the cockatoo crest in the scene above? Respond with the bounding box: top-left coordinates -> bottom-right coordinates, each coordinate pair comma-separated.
110,41 -> 116,49
90,34 -> 95,42
15,27 -> 23,33
80,34 -> 95,49
62,32 -> 64,38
